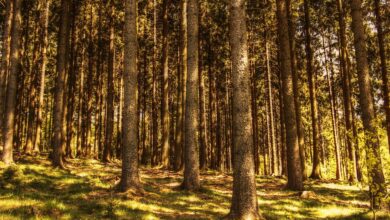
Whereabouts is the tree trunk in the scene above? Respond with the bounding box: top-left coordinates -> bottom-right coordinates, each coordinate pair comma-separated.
303,0 -> 321,179
120,0 -> 141,191
103,8 -> 115,163
52,0 -> 70,168
1,0 -> 21,165
286,0 -> 306,179
276,0 -> 303,191
350,0 -> 386,209
151,0 -> 158,166
337,0 -> 358,182
175,0 -> 187,171
227,0 -> 262,218
161,0 -> 170,168
374,0 -> 390,153
324,34 -> 342,180
34,0 -> 50,153
182,0 -> 200,190
0,0 -> 14,148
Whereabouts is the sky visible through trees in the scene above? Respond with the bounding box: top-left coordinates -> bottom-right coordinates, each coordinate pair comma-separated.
0,0 -> 389,219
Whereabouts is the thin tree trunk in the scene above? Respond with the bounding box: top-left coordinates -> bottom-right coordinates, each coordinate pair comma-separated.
161,0 -> 170,168
52,0 -> 70,168
303,0 -> 321,179
276,0 -> 303,191
350,0 -> 386,209
103,7 -> 115,163
374,0 -> 390,153
151,0 -> 158,166
34,0 -> 50,153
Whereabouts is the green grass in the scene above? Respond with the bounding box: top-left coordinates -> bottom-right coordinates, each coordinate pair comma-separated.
0,157 -> 388,220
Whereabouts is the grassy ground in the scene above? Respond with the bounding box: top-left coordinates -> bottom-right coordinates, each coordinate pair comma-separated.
0,156 -> 389,220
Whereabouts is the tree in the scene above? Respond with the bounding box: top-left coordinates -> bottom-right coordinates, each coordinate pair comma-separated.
374,0 -> 389,153
120,0 -> 141,192
182,0 -> 200,190
303,0 -> 321,180
2,0 -> 22,165
34,0 -> 50,152
0,0 -> 14,145
227,0 -> 262,218
103,3 -> 115,162
161,0 -> 170,168
52,0 -> 70,168
276,0 -> 303,191
350,0 -> 386,209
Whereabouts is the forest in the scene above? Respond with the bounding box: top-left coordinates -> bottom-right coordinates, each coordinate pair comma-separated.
0,0 -> 389,219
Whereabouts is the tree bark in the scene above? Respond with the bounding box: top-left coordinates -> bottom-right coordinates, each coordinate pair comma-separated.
161,0 -> 170,168
374,0 -> 390,153
120,0 -> 142,191
303,0 -> 321,179
350,0 -> 386,209
182,0 -> 200,190
276,0 -> 303,191
0,0 -> 14,147
52,0 -> 70,168
34,0 -> 50,153
227,0 -> 262,218
103,6 -> 115,163
1,0 -> 21,165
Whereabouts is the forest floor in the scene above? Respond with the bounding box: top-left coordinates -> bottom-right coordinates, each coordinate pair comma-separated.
0,156 -> 389,220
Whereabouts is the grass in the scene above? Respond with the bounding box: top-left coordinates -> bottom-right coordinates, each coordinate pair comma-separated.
0,156 -> 389,220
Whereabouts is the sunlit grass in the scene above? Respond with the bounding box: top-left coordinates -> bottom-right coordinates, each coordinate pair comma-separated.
0,156 -> 388,219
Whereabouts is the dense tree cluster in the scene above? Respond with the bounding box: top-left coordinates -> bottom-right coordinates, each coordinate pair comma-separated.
0,0 -> 389,217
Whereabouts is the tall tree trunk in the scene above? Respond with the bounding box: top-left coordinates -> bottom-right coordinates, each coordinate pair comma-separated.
52,0 -> 70,168
227,0 -> 261,218
337,0 -> 358,182
175,0 -> 187,171
161,0 -> 170,168
103,7 -> 115,163
276,0 -> 303,191
120,0 -> 142,191
182,0 -> 200,190
350,0 -> 386,209
1,0 -> 21,165
286,0 -> 306,179
151,0 -> 158,166
0,0 -> 14,147
34,0 -> 50,152
374,0 -> 390,153
303,0 -> 321,179
324,34 -> 342,180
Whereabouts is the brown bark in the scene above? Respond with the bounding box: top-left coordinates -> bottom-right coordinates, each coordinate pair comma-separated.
151,0 -> 158,166
227,0 -> 262,218
182,0 -> 200,190
52,0 -> 70,168
337,0 -> 358,182
350,0 -> 386,209
303,0 -> 321,179
175,0 -> 187,171
103,6 -> 115,163
0,0 -> 14,146
34,0 -> 50,153
374,0 -> 390,153
120,0 -> 142,191
1,0 -> 21,165
161,0 -> 170,168
276,0 -> 303,191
